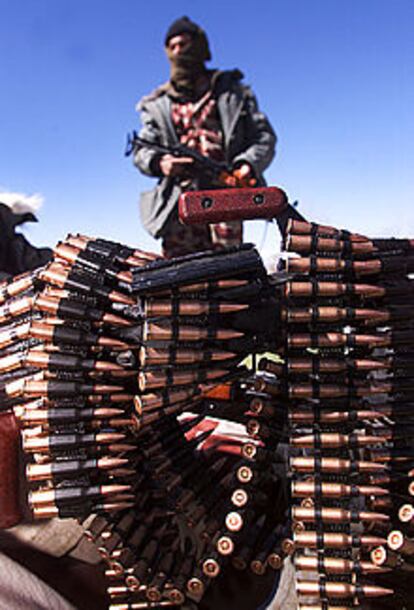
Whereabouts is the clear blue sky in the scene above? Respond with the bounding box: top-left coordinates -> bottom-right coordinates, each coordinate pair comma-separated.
1,0 -> 413,257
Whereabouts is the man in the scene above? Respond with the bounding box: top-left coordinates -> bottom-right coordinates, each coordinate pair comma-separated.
133,16 -> 276,258
0,198 -> 52,280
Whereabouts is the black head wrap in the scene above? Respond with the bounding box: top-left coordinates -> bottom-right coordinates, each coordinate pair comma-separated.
164,16 -> 211,62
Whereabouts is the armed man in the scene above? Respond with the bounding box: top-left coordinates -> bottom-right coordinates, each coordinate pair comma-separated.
132,16 -> 276,258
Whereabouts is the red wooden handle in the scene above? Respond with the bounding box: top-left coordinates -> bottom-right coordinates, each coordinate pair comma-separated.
178,187 -> 288,224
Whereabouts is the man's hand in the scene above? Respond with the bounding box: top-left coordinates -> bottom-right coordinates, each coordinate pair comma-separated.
159,154 -> 194,177
232,162 -> 256,186
220,162 -> 257,188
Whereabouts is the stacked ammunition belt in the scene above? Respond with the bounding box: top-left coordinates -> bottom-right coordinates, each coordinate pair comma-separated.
1,235 -> 159,517
92,245 -> 288,608
2,218 -> 413,609
1,238 -> 289,608
278,220 -> 414,609
91,383 -> 290,609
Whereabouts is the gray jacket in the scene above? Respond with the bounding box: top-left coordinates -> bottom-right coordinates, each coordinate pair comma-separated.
134,70 -> 277,238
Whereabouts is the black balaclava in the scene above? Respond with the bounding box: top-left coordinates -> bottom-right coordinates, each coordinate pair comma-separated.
165,16 -> 212,99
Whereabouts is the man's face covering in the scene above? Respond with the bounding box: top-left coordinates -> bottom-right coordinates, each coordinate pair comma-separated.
166,32 -> 211,97
166,32 -> 209,66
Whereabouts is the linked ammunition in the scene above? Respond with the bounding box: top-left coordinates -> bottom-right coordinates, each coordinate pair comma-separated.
284,219 -> 412,610
146,546 -> 178,602
291,432 -> 389,449
26,456 -> 129,482
292,506 -> 389,524
371,546 -> 414,571
65,233 -> 158,262
286,219 -> 368,240
20,406 -> 132,426
202,557 -> 221,578
283,305 -> 409,325
24,351 -> 124,372
29,321 -> 130,349
287,331 -> 412,350
286,233 -> 402,256
151,278 -> 249,296
0,270 -> 39,305
387,530 -> 414,555
143,321 -> 243,342
3,221 -> 411,605
285,280 -> 411,299
111,521 -> 154,572
286,254 -> 414,277
13,380 -> 124,398
53,242 -> 133,283
216,535 -> 235,556
290,457 -> 386,474
398,504 -> 414,523
263,355 -> 414,376
29,484 -> 132,507
0,295 -> 34,324
230,514 -> 268,571
133,388 -> 198,414
249,524 -> 289,574
288,408 -> 395,425
294,554 -> 388,574
286,219 -> 369,239
0,321 -> 31,349
95,512 -> 137,557
125,539 -> 160,590
39,264 -> 135,305
296,581 -> 393,598
225,510 -> 248,533
247,395 -> 286,419
35,294 -> 132,327
0,352 -> 26,373
140,299 -> 248,317
133,402 -> 196,429
138,368 -> 229,392
87,393 -> 134,404
23,431 -> 127,452
294,531 -> 386,549
292,481 -> 388,498
32,501 -> 134,520
186,573 -> 206,601
139,346 -> 237,366
173,456 -> 230,510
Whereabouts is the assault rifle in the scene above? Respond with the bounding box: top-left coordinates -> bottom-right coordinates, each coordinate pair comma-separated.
125,131 -> 256,188
126,131 -> 306,233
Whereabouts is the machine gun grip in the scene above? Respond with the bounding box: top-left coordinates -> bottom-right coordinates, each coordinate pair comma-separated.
178,187 -> 288,224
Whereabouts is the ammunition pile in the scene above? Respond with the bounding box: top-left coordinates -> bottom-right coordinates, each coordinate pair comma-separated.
1,235 -> 159,517
1,238 -> 291,608
2,214 -> 413,609
91,245 -> 289,608
277,219 -> 414,609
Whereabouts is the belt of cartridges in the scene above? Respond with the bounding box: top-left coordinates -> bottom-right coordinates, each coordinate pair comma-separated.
1,236 -> 289,608
2,218 -> 414,609
275,219 -> 414,609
